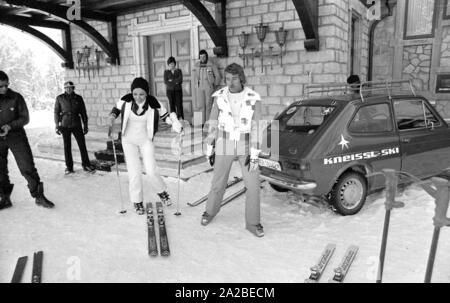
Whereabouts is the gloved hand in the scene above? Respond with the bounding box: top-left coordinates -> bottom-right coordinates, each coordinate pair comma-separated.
169,112 -> 183,133
55,126 -> 61,136
83,126 -> 89,135
246,148 -> 261,172
206,144 -> 215,167
0,124 -> 11,137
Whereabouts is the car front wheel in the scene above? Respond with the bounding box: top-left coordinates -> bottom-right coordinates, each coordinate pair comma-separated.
329,172 -> 367,216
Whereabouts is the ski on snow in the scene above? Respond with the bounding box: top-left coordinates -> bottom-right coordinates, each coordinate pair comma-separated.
31,251 -> 43,283
146,203 -> 158,257
187,177 -> 243,207
11,256 -> 28,283
328,245 -> 358,283
305,243 -> 336,283
156,202 -> 170,257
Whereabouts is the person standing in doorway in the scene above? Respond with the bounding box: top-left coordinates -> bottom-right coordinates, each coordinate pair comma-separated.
54,81 -> 96,174
193,49 -> 221,124
202,63 -> 264,238
164,56 -> 184,121
0,70 -> 55,210
108,77 -> 183,215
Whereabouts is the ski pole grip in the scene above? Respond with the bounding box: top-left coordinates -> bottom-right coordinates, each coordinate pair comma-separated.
383,169 -> 403,210
431,177 -> 450,228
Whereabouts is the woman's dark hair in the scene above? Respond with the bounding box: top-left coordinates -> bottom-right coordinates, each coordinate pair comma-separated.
0,71 -> 9,82
167,56 -> 176,65
224,63 -> 246,85
199,49 -> 208,61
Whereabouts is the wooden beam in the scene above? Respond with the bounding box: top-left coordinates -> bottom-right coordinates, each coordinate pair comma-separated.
0,14 -> 68,29
4,0 -> 115,21
0,20 -> 73,68
181,0 -> 228,57
292,0 -> 319,51
3,0 -> 119,64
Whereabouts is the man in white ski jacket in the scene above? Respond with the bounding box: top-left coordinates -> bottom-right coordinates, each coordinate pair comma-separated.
201,63 -> 264,237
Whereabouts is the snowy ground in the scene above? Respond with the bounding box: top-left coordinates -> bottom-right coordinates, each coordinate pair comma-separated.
1,156 -> 450,283
1,110 -> 449,283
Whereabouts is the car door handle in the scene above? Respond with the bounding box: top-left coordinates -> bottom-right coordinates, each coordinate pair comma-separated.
401,138 -> 411,143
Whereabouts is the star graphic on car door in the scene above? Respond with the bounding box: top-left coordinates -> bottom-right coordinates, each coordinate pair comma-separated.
338,135 -> 350,150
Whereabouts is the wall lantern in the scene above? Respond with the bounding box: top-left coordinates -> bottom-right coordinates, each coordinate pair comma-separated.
75,45 -> 105,79
238,31 -> 250,68
238,25 -> 288,72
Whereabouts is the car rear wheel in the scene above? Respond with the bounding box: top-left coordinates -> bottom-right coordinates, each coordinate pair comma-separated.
329,172 -> 367,216
269,183 -> 290,192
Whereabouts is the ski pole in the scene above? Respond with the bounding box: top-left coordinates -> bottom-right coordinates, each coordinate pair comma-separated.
376,169 -> 404,283
424,177 -> 450,283
174,131 -> 183,216
109,130 -> 126,215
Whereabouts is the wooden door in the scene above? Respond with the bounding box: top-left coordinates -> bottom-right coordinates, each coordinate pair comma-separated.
148,31 -> 193,122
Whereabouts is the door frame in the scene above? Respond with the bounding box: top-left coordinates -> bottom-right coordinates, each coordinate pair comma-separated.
128,13 -> 201,81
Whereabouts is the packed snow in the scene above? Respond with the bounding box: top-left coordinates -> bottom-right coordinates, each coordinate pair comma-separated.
1,113 -> 450,283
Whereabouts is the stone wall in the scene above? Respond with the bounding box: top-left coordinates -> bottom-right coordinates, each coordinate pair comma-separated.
402,44 -> 432,91
65,0 -> 371,127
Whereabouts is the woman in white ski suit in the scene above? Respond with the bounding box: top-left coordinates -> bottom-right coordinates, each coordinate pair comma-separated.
109,77 -> 183,214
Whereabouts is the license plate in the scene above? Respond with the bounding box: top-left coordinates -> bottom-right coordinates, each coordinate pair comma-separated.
259,158 -> 281,171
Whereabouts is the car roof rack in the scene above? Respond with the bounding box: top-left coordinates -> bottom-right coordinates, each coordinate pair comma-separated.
304,79 -> 416,102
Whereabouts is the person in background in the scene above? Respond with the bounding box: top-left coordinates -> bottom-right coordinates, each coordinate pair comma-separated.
164,56 -> 184,121
193,49 -> 221,124
202,63 -> 264,238
347,75 -> 361,94
0,70 -> 55,210
54,81 -> 96,174
108,77 -> 183,215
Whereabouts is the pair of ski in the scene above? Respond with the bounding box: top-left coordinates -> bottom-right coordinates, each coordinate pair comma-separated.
11,251 -> 43,283
146,202 -> 170,257
305,244 -> 358,283
187,177 -> 244,207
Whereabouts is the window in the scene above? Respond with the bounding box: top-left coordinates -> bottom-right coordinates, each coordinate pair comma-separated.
279,106 -> 336,133
349,12 -> 361,75
393,99 -> 440,130
404,0 -> 437,39
445,0 -> 450,20
349,104 -> 393,133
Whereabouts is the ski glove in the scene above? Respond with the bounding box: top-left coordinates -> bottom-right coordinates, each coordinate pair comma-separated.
246,148 -> 261,172
206,144 -> 215,167
169,112 -> 183,133
83,126 -> 89,135
55,126 -> 62,136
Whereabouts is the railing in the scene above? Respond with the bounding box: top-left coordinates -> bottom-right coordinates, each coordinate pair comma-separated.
303,80 -> 417,102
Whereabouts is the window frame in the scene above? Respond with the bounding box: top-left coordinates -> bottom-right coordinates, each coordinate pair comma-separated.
347,102 -> 395,135
392,98 -> 442,132
403,0 -> 438,40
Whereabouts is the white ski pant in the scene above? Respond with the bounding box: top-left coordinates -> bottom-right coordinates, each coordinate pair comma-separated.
122,138 -> 166,204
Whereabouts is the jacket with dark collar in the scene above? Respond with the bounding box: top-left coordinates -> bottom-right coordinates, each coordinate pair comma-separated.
110,93 -> 169,139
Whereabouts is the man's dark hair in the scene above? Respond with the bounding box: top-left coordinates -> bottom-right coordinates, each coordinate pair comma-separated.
199,49 -> 208,61
0,71 -> 9,82
347,74 -> 360,85
167,56 -> 176,65
224,63 -> 246,85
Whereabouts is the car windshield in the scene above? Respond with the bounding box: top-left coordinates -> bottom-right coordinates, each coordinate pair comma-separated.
278,105 -> 336,132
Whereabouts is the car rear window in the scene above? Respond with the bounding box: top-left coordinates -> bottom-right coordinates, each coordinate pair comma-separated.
278,106 -> 336,132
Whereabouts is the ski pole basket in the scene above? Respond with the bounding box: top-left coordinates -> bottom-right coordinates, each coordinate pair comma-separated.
303,79 -> 417,102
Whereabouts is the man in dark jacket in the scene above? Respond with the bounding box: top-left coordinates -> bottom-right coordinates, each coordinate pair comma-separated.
55,81 -> 95,174
0,70 -> 54,210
